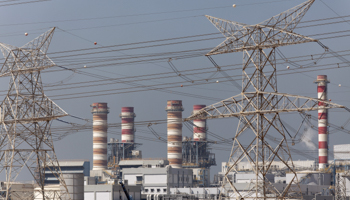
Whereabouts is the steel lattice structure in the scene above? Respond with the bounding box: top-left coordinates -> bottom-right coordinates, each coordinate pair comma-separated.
0,28 -> 71,199
186,0 -> 345,199
335,173 -> 347,200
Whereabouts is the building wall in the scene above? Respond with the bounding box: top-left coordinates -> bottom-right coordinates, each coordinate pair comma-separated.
221,160 -> 317,172
286,172 -> 331,185
84,184 -> 141,200
122,166 -> 193,195
334,144 -> 350,160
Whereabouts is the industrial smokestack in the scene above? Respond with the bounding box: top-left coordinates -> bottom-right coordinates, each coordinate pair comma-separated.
166,100 -> 184,168
91,103 -> 109,170
120,107 -> 136,143
315,75 -> 329,170
193,105 -> 206,141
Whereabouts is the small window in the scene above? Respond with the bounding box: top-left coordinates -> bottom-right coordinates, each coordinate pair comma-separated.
145,189 -> 149,192
136,176 -> 142,181
163,189 -> 167,192
151,189 -> 154,193
157,189 -> 160,192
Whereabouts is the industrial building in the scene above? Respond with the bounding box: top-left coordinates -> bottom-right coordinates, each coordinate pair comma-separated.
2,93 -> 350,199
1,84 -> 350,200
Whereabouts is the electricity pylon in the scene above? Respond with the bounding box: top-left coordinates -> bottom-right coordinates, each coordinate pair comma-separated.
186,0 -> 345,199
0,28 -> 71,199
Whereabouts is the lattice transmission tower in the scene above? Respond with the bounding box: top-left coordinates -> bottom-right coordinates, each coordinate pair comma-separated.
186,0 -> 345,199
335,173 -> 347,200
0,28 -> 71,199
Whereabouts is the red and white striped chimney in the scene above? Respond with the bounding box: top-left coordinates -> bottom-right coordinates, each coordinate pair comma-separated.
91,103 -> 109,170
193,105 -> 206,141
166,100 -> 184,168
315,75 -> 329,170
120,107 -> 136,143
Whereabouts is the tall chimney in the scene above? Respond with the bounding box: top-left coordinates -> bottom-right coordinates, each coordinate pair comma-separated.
120,107 -> 136,143
193,105 -> 207,141
315,75 -> 329,170
166,100 -> 184,168
91,103 -> 109,170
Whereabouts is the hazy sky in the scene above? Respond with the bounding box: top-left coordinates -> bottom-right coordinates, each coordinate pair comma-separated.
1,0 -> 350,181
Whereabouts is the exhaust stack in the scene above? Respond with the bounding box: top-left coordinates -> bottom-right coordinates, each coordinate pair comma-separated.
91,103 -> 109,170
315,75 -> 329,170
193,105 -> 207,141
120,107 -> 136,143
166,100 -> 184,168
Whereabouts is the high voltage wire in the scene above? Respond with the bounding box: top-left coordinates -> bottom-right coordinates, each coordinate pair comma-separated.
0,0 -> 48,7
30,29 -> 350,75
48,63 -> 350,101
44,28 -> 350,63
0,48 -> 341,100
45,51 -> 350,97
0,37 -> 348,101
0,0 -> 326,30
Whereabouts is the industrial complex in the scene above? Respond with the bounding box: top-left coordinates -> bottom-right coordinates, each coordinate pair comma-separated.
1,0 -> 350,200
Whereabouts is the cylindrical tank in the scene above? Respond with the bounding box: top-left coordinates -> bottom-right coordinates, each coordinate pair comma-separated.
91,102 -> 109,170
193,105 -> 206,141
120,107 -> 136,143
315,75 -> 329,170
166,100 -> 184,168
60,173 -> 84,200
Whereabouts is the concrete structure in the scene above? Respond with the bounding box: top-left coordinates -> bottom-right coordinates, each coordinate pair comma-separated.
91,103 -> 109,170
169,187 -> 222,199
166,100 -> 184,168
220,160 -> 317,173
33,185 -> 61,200
122,162 -> 193,197
286,171 -> 331,185
60,173 -> 84,200
120,107 -> 136,143
119,159 -> 169,169
44,160 -> 90,184
334,144 -> 350,160
315,75 -> 330,170
1,182 -> 35,200
84,184 -> 141,200
193,105 -> 206,141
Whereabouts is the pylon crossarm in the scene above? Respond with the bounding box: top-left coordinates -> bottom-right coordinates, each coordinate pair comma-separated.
206,29 -> 316,56
185,92 -> 345,121
0,28 -> 57,77
0,95 -> 68,124
21,27 -> 55,54
205,15 -> 249,39
258,0 -> 315,32
206,0 -> 316,56
0,43 -> 16,58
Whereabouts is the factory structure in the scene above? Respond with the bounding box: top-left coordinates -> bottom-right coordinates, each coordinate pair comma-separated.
2,1 -> 350,200
3,74 -> 350,200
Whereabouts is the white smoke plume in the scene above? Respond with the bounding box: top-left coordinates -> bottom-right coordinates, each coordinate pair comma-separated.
301,124 -> 318,150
